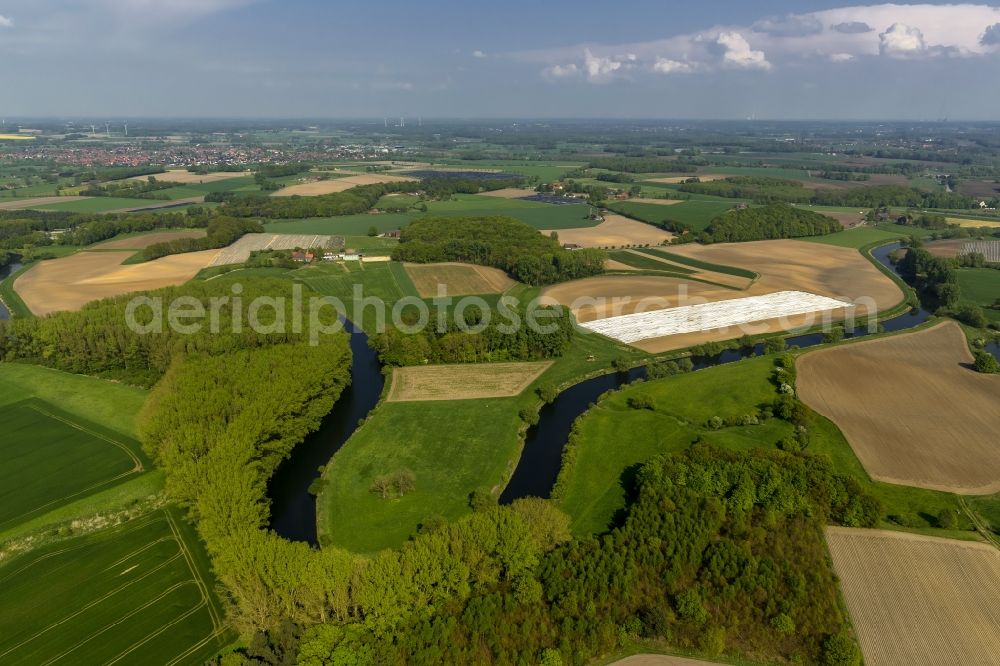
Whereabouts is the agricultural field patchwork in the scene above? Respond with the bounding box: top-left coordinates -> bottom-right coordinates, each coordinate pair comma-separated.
797,322 -> 1000,494
388,361 -> 552,401
0,510 -> 229,666
543,213 -> 673,248
208,233 -> 341,266
826,527 -> 1000,666
272,172 -> 415,196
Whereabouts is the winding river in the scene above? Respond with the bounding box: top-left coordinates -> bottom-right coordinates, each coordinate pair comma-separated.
267,320 -> 383,544
0,261 -> 23,321
270,242 -> 996,541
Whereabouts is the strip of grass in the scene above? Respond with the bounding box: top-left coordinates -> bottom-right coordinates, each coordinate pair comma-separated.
0,508 -> 231,665
609,199 -> 736,232
632,247 -> 758,279
804,226 -> 907,248
29,196 -> 161,213
607,250 -> 695,274
556,355 -> 976,539
0,263 -> 33,318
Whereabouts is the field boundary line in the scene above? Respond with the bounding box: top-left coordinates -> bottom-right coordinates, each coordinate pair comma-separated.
102,600 -> 209,666
26,403 -> 143,471
163,626 -> 230,666
40,581 -> 199,666
0,513 -> 163,582
1,551 -> 184,660
165,509 -> 223,630
0,469 -> 141,533
959,497 -> 1000,550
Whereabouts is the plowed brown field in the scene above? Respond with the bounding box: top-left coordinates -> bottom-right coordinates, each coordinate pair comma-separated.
826,527 -> 1000,666
798,322 -> 1000,494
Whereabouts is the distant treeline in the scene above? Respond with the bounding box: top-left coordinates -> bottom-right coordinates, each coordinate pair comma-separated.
0,208 -> 212,251
588,157 -> 697,173
370,303 -> 574,366
0,276 -> 330,386
81,176 -> 178,199
679,177 -> 976,209
702,204 -> 841,243
392,215 -> 606,285
213,175 -> 525,219
141,216 -> 262,261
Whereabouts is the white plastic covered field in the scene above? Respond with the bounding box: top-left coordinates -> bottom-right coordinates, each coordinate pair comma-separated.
580,290 -> 852,343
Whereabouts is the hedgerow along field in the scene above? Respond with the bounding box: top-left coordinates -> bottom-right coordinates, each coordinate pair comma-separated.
608,199 -> 736,232
0,509 -> 230,665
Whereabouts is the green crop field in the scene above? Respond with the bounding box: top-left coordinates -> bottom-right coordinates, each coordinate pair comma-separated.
293,261 -> 417,329
318,398 -> 524,553
632,247 -> 758,279
557,355 -> 975,539
0,398 -> 146,531
606,250 -> 694,274
265,213 -> 415,235
957,268 -> 1000,322
804,226 -> 907,248
30,196 -> 158,213
609,199 -> 736,232
0,509 -> 230,665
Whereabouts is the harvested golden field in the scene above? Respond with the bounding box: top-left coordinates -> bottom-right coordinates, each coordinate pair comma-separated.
404,262 -> 515,297
821,210 -> 867,227
387,361 -> 552,401
543,214 -> 673,248
273,173 -> 415,197
612,656 -> 725,666
826,527 -> 1000,666
647,174 -> 727,184
129,169 -> 249,184
947,217 -> 1000,228
543,239 -> 901,352
625,198 -> 683,206
90,229 -> 207,250
798,322 -> 1000,494
0,196 -> 86,210
15,249 -> 219,316
477,188 -> 539,199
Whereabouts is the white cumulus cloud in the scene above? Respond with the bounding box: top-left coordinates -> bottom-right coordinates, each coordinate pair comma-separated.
0,15 -> 13,28
652,57 -> 693,74
879,22 -> 927,57
542,63 -> 578,80
472,49 -> 487,59
716,32 -> 771,70
583,48 -> 624,82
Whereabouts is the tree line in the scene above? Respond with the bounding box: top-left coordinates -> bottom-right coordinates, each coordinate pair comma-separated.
698,204 -> 841,243
369,303 -> 575,366
392,216 -> 606,285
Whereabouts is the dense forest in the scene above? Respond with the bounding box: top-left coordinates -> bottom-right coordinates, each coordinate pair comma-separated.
702,204 -> 841,243
369,302 -> 575,366
0,275 -> 333,386
393,216 -> 606,285
0,207 -> 209,251
295,445 -> 873,666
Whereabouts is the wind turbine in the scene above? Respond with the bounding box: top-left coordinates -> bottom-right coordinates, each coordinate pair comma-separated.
105,122 -> 111,138
123,122 -> 128,137
90,124 -> 96,136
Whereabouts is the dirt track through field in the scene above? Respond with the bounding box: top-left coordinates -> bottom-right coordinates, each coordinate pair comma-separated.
543,239 -> 901,352
611,657 -> 726,666
404,262 -> 515,297
543,214 -> 673,248
798,322 -> 1000,494
388,361 -> 552,401
15,249 -> 220,316
272,173 -> 415,197
826,527 -> 1000,666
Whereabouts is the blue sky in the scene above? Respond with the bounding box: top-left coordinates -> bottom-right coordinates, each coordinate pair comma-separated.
2,1 -> 1000,119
